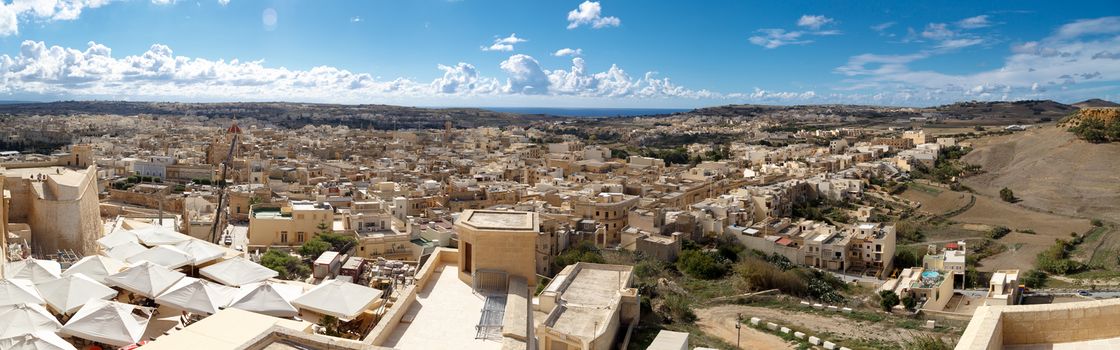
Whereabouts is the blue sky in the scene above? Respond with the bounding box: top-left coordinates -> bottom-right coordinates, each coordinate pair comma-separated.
0,0 -> 1117,107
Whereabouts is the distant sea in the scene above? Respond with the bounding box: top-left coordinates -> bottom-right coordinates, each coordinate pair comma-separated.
481,107 -> 690,117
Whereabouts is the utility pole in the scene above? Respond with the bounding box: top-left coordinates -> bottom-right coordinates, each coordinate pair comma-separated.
736,312 -> 742,349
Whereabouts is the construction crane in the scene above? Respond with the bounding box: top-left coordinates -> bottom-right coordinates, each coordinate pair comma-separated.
208,122 -> 242,244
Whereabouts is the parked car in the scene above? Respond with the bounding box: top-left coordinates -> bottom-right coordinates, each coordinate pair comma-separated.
223,234 -> 233,245
1078,290 -> 1092,296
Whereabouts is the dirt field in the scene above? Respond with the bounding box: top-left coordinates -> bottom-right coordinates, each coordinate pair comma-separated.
954,195 -> 1092,237
962,126 -> 1120,220
694,307 -> 794,350
696,304 -> 945,349
899,184 -> 971,216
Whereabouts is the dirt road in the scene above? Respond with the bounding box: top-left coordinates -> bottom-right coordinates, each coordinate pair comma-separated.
695,307 -> 794,350
696,304 -> 941,349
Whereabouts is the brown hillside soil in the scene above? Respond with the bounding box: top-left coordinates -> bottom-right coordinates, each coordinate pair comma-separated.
961,126 -> 1120,220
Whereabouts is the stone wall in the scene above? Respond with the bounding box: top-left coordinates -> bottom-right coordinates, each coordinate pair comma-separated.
956,298 -> 1120,349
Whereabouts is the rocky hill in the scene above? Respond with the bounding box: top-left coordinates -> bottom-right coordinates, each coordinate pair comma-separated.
1073,98 -> 1120,108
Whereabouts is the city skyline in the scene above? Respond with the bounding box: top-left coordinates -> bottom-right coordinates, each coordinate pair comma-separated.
0,0 -> 1117,107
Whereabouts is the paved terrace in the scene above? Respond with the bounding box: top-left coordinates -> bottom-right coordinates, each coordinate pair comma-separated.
382,263 -> 500,350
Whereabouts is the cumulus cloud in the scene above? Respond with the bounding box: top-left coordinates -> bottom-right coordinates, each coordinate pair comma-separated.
566,1 -> 620,29
218,0 -> 230,5
749,15 -> 839,48
432,62 -> 499,94
797,15 -> 834,30
482,33 -> 527,52
0,40 -> 742,104
0,0 -> 113,35
553,48 -> 582,57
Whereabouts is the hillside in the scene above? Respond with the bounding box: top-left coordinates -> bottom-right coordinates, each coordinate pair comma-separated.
927,100 -> 1077,122
1073,98 -> 1120,108
961,126 -> 1120,220
0,101 -> 564,129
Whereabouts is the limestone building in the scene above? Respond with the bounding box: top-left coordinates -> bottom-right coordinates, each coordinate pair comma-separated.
1,166 -> 102,256
454,209 -> 541,289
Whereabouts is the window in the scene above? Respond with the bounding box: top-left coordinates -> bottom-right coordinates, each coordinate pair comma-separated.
297,214 -> 304,220
297,232 -> 305,243
280,232 -> 288,243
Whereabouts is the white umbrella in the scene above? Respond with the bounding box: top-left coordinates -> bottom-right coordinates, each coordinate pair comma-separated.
0,279 -> 44,307
0,331 -> 77,350
199,257 -> 278,286
292,279 -> 382,321
4,260 -> 62,284
105,262 -> 186,298
131,226 -> 189,246
35,274 -> 118,315
173,239 -> 225,266
126,245 -> 192,269
61,299 -> 151,347
0,303 -> 62,338
103,241 -> 147,261
62,255 -> 128,284
96,230 -> 139,249
155,277 -> 237,315
227,281 -> 302,317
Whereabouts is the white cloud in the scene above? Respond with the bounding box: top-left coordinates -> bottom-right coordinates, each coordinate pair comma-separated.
871,21 -> 895,32
218,0 -> 230,5
0,0 -> 113,35
0,40 -> 735,104
151,0 -> 176,5
921,23 -> 955,40
499,54 -> 550,94
482,33 -> 527,52
749,15 -> 839,48
749,29 -> 809,49
958,15 -> 991,29
432,62 -> 499,94
936,38 -> 983,50
566,1 -> 620,29
797,15 -> 834,30
350,16 -> 362,23
552,48 -> 582,57
835,16 -> 1120,103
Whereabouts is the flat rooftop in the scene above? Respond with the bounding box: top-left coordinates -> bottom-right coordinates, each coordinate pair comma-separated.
459,210 -> 537,231
382,263 -> 500,350
545,264 -> 633,340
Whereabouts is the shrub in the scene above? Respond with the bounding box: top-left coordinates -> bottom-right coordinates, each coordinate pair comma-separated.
999,187 -> 1016,202
879,290 -> 900,311
660,291 -> 696,323
736,257 -> 806,296
905,335 -> 952,350
988,226 -> 1011,239
676,250 -> 729,279
1091,219 -> 1104,227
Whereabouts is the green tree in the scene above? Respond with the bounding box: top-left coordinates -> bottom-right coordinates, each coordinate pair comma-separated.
298,239 -> 331,260
879,290 -> 900,312
901,294 -> 918,311
260,250 -> 310,280
999,187 -> 1016,202
1023,269 -> 1048,288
